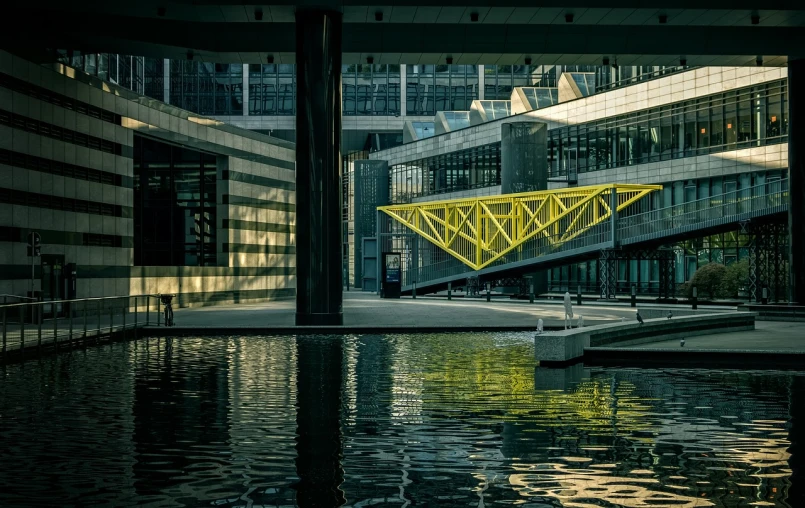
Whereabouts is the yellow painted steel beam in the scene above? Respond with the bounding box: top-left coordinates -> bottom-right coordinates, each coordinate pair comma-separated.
378,184 -> 662,271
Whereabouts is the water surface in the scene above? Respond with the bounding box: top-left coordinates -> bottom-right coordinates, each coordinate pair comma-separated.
0,334 -> 802,507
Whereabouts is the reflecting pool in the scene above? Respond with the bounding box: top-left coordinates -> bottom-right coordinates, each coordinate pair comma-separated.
0,333 -> 803,507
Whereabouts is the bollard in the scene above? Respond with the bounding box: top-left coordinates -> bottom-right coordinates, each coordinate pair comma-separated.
761,287 -> 768,305
486,283 -> 491,302
692,286 -> 698,310
448,281 -> 452,300
630,284 -> 637,308
577,285 -> 583,306
412,281 -> 417,299
529,283 -> 534,304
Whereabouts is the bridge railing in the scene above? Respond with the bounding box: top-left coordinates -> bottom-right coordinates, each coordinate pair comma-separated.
617,178 -> 789,244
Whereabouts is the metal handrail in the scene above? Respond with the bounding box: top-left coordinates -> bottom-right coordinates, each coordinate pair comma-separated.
1,294 -> 166,363
0,294 -> 37,305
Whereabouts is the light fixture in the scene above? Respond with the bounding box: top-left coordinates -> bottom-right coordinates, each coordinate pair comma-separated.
470,12 -> 479,22
186,50 -> 194,61
565,13 -> 574,23
446,56 -> 453,64
375,11 -> 383,21
771,115 -> 777,122
611,59 -> 618,69
367,56 -> 374,64
756,56 -> 763,66
267,55 -> 274,64
727,123 -> 733,129
525,57 -> 532,65
701,128 -> 706,134
157,6 -> 166,16
751,14 -> 760,25
602,57 -> 609,66
659,14 -> 668,24
680,57 -> 687,66
255,9 -> 263,21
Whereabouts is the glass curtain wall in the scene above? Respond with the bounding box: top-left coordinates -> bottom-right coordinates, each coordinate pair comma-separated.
407,65 -> 478,116
170,61 -> 243,116
248,64 -> 296,115
133,136 -> 218,267
548,80 -> 788,178
388,143 -> 501,203
342,64 -> 401,115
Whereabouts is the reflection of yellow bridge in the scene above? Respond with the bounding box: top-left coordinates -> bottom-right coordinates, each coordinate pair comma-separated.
378,184 -> 662,271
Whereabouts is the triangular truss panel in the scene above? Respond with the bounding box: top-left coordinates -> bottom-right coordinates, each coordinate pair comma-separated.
379,184 -> 662,271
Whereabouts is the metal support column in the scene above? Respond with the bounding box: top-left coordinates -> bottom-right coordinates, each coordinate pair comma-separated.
789,59 -> 805,304
295,9 -> 344,325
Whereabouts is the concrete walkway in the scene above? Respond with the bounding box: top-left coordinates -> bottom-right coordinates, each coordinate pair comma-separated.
626,320 -> 805,351
172,291 -> 641,329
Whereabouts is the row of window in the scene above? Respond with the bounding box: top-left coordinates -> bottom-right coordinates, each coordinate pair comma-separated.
0,72 -> 121,124
0,149 -> 125,187
0,187 -> 124,217
0,109 -> 123,156
388,143 -> 501,203
548,81 -> 788,177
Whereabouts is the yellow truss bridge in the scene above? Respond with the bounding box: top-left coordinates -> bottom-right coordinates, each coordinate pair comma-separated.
378,184 -> 662,271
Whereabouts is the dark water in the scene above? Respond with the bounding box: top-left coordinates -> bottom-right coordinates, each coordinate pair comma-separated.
0,334 -> 803,507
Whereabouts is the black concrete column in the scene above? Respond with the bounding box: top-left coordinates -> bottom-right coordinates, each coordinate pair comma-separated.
295,10 -> 343,325
789,59 -> 805,304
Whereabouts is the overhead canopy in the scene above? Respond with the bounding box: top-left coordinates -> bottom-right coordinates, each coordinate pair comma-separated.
3,1 -> 805,65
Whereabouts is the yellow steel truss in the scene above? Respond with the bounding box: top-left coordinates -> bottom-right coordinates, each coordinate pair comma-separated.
378,184 -> 662,271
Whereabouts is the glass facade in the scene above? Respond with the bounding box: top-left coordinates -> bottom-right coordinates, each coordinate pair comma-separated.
484,65 -> 598,100
389,143 -> 501,203
407,65 -> 479,115
342,64 -> 401,115
548,80 -> 788,178
133,136 -> 218,267
170,61 -> 243,116
547,169 -> 785,293
248,64 -> 296,116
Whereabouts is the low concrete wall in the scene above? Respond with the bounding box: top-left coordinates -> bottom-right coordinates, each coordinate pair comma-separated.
739,304 -> 805,322
535,312 -> 756,364
636,307 -> 731,319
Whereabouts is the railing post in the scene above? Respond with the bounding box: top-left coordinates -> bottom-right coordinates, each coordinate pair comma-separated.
486,283 -> 491,302
37,303 -> 42,352
83,301 -> 88,345
109,305 -> 114,339
447,282 -> 452,300
630,284 -> 637,308
2,307 -> 6,360
146,296 -> 151,326
122,297 -> 127,339
529,283 -> 534,304
53,307 -> 59,351
577,285 -> 583,306
412,282 -> 416,300
96,300 -> 101,345
19,305 -> 25,356
157,296 -> 162,326
134,296 -> 139,339
68,304 -> 73,349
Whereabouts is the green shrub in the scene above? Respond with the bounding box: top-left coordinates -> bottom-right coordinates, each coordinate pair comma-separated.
688,262 -> 727,299
719,259 -> 749,298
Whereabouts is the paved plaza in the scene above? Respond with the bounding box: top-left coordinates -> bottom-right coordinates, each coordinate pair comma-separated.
172,291 -> 640,329
627,320 -> 805,352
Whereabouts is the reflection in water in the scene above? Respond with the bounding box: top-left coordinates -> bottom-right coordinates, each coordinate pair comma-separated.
0,333 -> 801,507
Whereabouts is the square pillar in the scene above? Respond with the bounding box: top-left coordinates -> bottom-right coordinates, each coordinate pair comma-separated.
295,10 -> 344,325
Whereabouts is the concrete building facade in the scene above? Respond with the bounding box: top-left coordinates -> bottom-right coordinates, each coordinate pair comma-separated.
0,50 -> 296,307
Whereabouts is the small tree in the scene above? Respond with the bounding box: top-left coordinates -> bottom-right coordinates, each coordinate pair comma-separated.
688,262 -> 727,299
719,259 -> 750,299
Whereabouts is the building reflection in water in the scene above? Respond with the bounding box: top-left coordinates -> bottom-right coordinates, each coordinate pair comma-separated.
0,333 -> 801,507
